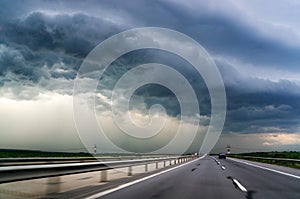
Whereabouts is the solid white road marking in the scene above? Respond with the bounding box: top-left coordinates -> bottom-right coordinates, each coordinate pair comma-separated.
232,179 -> 247,192
230,158 -> 300,180
85,155 -> 206,199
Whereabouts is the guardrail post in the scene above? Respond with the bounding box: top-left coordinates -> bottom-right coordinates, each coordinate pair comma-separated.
128,166 -> 132,176
169,160 -> 172,165
164,161 -> 166,167
100,170 -> 107,182
145,164 -> 148,172
156,162 -> 158,169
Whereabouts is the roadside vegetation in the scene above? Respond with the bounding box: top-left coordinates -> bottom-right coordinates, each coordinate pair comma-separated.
0,149 -> 93,158
230,151 -> 300,169
238,151 -> 300,159
0,149 -> 175,158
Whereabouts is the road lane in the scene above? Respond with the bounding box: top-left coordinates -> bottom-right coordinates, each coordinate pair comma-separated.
219,158 -> 300,199
92,156 -> 245,199
87,156 -> 300,199
229,157 -> 300,177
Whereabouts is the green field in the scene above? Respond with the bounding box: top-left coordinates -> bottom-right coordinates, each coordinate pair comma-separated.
0,149 -> 93,158
0,149 -> 160,158
230,151 -> 300,169
238,151 -> 300,159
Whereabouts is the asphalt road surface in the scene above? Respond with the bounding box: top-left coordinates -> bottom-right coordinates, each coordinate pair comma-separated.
83,156 -> 300,199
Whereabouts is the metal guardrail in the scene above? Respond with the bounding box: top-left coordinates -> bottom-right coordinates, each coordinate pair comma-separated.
0,156 -> 171,166
0,155 -> 171,162
0,155 -> 197,183
0,157 -> 99,166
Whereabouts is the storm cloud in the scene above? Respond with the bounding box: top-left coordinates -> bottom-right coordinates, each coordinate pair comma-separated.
0,0 -> 300,153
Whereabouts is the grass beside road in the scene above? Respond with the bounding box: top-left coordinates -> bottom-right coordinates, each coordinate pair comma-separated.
239,151 -> 300,159
230,151 -> 300,169
0,149 -> 173,158
0,149 -> 93,158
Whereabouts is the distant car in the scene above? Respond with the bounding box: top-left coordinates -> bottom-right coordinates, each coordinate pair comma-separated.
218,153 -> 226,159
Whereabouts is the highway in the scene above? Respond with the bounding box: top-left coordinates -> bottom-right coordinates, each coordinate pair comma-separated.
72,156 -> 300,199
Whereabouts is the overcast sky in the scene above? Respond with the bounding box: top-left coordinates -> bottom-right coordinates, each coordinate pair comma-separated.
0,0 -> 300,154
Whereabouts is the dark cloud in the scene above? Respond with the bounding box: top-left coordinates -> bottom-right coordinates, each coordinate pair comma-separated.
3,11 -> 123,56
0,5 -> 127,90
94,49 -> 211,119
186,20 -> 300,71
99,0 -> 300,71
218,62 -> 300,134
0,44 -> 47,83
